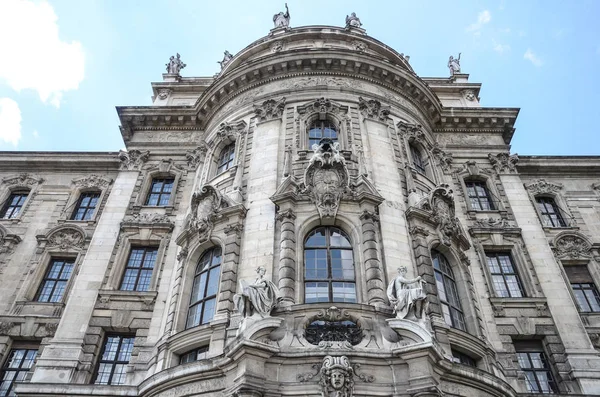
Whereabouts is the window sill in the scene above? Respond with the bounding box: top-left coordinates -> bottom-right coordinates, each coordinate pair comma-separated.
57,219 -> 97,226
12,300 -> 65,317
542,225 -> 579,232
489,297 -> 549,318
580,312 -> 600,327
207,166 -> 236,188
446,326 -> 490,361
166,321 -> 226,355
96,289 -> 157,311
0,217 -> 22,224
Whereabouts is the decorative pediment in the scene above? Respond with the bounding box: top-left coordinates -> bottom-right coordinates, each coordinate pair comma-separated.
409,184 -> 470,250
552,232 -> 592,260
302,139 -> 349,220
2,173 -> 44,187
118,149 -> 150,171
524,179 -> 563,195
38,225 -> 87,250
254,97 -> 286,122
216,120 -> 247,142
297,97 -> 349,119
72,174 -> 112,189
488,152 -> 519,174
358,96 -> 390,122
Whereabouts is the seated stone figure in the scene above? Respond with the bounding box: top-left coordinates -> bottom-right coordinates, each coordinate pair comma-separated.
387,266 -> 427,320
234,266 -> 280,318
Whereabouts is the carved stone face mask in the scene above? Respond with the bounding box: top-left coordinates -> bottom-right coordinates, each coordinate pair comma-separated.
330,370 -> 345,390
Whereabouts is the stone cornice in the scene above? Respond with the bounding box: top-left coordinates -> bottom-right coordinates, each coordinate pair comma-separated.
0,152 -> 119,172
436,107 -> 520,144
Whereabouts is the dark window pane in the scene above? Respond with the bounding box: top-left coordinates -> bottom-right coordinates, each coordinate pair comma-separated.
465,181 -> 495,211
186,248 -> 221,329
120,247 -> 158,291
94,336 -> 135,385
1,192 -> 29,219
536,197 -> 566,227
485,252 -> 524,298
145,178 -> 175,206
432,251 -> 465,331
71,192 -> 100,220
36,258 -> 75,303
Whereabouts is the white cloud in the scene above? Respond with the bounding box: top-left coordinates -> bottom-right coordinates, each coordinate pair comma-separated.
524,49 -> 543,67
467,10 -> 491,35
0,0 -> 84,107
33,130 -> 39,139
493,41 -> 511,54
0,98 -> 22,146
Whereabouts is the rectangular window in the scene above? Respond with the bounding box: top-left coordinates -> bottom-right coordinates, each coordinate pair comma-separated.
71,192 -> 100,221
1,192 -> 28,219
485,252 -> 524,298
94,335 -> 134,385
451,349 -> 476,367
410,145 -> 426,175
515,341 -> 557,394
0,348 -> 38,396
536,197 -> 566,227
145,178 -> 174,206
565,265 -> 600,312
120,247 -> 158,292
35,258 -> 75,303
180,346 -> 209,364
465,181 -> 495,211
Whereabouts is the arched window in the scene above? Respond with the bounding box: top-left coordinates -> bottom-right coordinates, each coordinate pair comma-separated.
304,227 -> 355,303
308,120 -> 337,147
216,143 -> 235,175
465,180 -> 495,211
410,144 -> 426,175
186,247 -> 222,328
432,250 -> 466,331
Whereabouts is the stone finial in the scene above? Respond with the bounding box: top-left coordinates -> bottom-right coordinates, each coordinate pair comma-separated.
448,53 -> 461,75
165,53 -> 186,75
345,12 -> 362,28
273,3 -> 290,28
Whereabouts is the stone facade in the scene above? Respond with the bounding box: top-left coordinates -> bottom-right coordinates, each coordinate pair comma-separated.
1,23 -> 599,397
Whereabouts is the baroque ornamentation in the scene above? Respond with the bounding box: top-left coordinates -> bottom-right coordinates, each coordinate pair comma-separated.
217,120 -> 247,141
431,144 -> 453,173
387,267 -> 428,321
472,217 -> 515,229
122,212 -> 173,226
118,149 -> 150,171
234,266 -> 280,319
272,3 -> 290,28
275,208 -> 296,221
218,51 -> 233,70
524,179 -> 563,195
319,356 -> 355,397
72,174 -> 112,189
46,227 -> 86,250
157,88 -> 171,100
298,364 -> 321,382
254,97 -> 286,122
281,77 -> 362,90
352,363 -> 375,383
2,173 -> 44,187
397,121 -> 427,143
554,233 -> 592,259
419,184 -> 469,249
462,89 -> 476,101
271,40 -> 284,52
358,97 -> 390,122
303,138 -> 349,220
345,13 -> 362,29
186,185 -> 227,243
351,40 -> 367,52
0,321 -> 15,335
185,144 -> 208,169
305,320 -> 362,347
488,152 -> 519,174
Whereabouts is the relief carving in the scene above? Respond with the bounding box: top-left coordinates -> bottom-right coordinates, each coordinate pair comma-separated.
217,120 -> 247,141
186,144 -> 208,169
118,149 -> 150,171
303,139 -> 349,220
524,179 -> 563,195
319,355 -> 355,397
358,97 -> 390,122
43,226 -> 86,250
254,97 -> 286,122
431,144 -> 453,173
488,152 -> 519,174
185,185 -> 227,243
281,77 -> 362,90
387,267 -> 428,321
72,174 -> 112,189
121,213 -> 174,228
2,173 -> 44,187
553,233 -> 592,259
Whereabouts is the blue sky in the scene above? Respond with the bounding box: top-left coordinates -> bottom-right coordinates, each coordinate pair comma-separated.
0,0 -> 598,155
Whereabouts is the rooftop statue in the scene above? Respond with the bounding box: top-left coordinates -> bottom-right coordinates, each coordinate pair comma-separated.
165,53 -> 186,75
387,266 -> 427,321
273,3 -> 290,28
448,53 -> 461,75
345,12 -> 362,28
218,50 -> 233,70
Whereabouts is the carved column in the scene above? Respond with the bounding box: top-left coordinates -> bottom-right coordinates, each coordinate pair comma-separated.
276,209 -> 296,304
217,223 -> 243,313
359,210 -> 386,305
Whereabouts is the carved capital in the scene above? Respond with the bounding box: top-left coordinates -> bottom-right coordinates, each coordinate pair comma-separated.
431,144 -> 453,173
488,152 -> 519,174
217,120 -> 247,141
224,222 -> 244,236
254,97 -> 286,122
276,208 -> 296,221
359,209 -> 379,223
118,149 -> 150,171
186,144 -> 208,169
358,96 -> 390,122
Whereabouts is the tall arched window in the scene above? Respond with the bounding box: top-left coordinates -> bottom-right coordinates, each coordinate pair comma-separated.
308,120 -> 337,147
409,144 -> 426,175
216,144 -> 235,175
304,227 -> 356,303
432,250 -> 466,331
186,247 -> 222,328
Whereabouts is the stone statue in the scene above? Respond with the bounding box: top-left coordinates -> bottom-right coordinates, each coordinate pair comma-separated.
165,53 -> 186,75
319,355 -> 354,397
273,3 -> 290,28
218,51 -> 233,70
448,53 -> 461,75
345,12 -> 362,28
234,266 -> 280,318
387,267 -> 427,320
